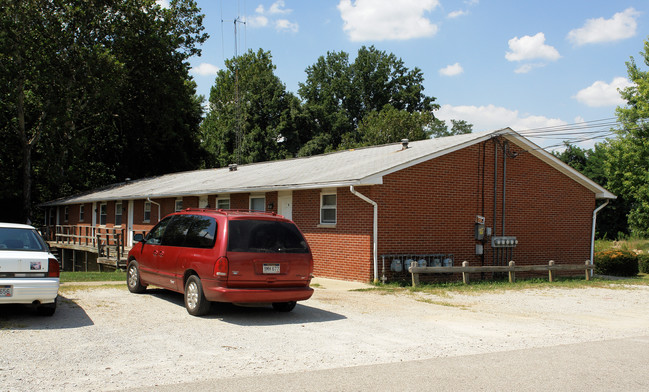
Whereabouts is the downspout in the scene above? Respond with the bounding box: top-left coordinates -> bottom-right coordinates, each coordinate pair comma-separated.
147,197 -> 161,222
350,186 -> 378,283
590,200 -> 609,277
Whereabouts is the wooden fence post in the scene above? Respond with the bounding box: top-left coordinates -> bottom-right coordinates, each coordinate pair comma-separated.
508,261 -> 515,283
585,260 -> 591,281
548,260 -> 555,282
462,261 -> 470,284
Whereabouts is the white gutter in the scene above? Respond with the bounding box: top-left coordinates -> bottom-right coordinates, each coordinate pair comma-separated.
590,200 -> 609,277
350,186 -> 378,283
147,197 -> 161,222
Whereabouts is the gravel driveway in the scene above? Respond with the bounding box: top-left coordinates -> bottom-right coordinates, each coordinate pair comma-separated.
1,278 -> 648,391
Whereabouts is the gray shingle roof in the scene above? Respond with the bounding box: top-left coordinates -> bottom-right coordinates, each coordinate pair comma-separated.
41,128 -> 614,206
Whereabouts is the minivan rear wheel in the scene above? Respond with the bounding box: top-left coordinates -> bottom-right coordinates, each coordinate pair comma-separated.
184,275 -> 211,316
272,301 -> 297,312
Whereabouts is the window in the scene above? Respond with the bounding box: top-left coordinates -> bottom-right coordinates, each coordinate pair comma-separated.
217,198 -> 230,210
145,216 -> 172,245
144,201 -> 151,223
320,192 -> 337,224
250,196 -> 265,212
64,206 -> 69,223
199,195 -> 209,208
184,215 -> 217,248
79,205 -> 85,222
115,202 -> 123,226
227,220 -> 309,253
100,203 -> 107,226
175,199 -> 183,212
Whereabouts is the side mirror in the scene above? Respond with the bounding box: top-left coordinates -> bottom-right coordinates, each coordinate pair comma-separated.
133,233 -> 145,243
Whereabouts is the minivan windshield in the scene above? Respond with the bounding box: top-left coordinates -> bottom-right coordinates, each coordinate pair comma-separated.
0,228 -> 48,251
227,220 -> 309,253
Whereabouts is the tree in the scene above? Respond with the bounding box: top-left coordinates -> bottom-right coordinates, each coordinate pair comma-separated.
352,105 -> 435,147
0,0 -> 207,222
555,142 -> 630,239
429,119 -> 473,138
606,38 -> 649,236
298,46 -> 439,155
201,49 -> 303,167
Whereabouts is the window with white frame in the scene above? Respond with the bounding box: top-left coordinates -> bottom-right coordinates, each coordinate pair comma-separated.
115,202 -> 123,226
144,201 -> 151,223
64,206 -> 69,222
320,192 -> 337,224
217,198 -> 230,210
79,205 -> 85,222
249,195 -> 265,211
175,199 -> 183,212
100,203 -> 107,226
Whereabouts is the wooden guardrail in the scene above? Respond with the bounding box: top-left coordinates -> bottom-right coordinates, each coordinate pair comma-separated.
408,260 -> 594,287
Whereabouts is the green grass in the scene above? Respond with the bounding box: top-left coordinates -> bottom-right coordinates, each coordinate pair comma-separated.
60,271 -> 126,283
595,236 -> 649,254
356,274 -> 649,296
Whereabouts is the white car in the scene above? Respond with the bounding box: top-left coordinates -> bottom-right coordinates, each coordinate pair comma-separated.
0,223 -> 60,316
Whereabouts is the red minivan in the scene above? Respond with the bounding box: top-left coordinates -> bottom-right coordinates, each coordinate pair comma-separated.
126,209 -> 314,316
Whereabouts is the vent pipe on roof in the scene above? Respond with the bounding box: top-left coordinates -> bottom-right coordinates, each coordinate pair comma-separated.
401,139 -> 409,150
229,164 -> 238,172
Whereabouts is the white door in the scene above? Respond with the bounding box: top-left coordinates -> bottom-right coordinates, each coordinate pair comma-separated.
278,191 -> 293,221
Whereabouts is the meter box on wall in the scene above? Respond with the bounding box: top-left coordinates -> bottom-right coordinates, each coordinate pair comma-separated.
491,236 -> 518,248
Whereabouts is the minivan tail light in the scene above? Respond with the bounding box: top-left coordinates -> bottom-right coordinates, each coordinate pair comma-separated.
214,256 -> 229,277
48,258 -> 60,278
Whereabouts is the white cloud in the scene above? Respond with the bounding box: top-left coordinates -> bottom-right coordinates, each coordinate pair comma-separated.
514,63 -> 547,74
191,63 -> 220,76
156,0 -> 170,8
436,104 -> 566,134
447,10 -> 467,19
247,15 -> 269,28
338,0 -> 440,42
506,33 -> 561,62
567,8 -> 640,45
439,63 -> 463,76
275,19 -> 299,33
574,77 -> 632,107
269,1 -> 291,15
249,1 -> 294,30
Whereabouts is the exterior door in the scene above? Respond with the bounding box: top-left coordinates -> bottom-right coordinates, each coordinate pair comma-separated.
278,191 -> 293,221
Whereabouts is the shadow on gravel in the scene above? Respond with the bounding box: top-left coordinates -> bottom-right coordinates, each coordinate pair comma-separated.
142,288 -> 346,326
0,295 -> 94,330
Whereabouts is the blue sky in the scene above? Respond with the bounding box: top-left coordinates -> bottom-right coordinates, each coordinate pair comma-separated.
170,0 -> 648,150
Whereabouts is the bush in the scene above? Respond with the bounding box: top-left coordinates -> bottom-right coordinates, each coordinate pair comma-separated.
594,250 -> 639,277
639,254 -> 649,274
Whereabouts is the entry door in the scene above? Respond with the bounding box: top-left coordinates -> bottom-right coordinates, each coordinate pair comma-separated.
278,191 -> 293,221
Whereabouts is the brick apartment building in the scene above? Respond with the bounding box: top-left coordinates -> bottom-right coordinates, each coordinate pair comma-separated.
41,128 -> 614,282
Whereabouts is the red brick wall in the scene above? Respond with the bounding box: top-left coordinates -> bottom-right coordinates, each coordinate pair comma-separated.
293,188 -> 374,282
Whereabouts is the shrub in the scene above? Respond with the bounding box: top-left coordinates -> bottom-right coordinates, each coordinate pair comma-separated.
594,250 -> 639,277
638,254 -> 649,274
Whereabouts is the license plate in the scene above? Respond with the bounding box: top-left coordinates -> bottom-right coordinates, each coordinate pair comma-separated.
0,285 -> 12,297
263,263 -> 280,274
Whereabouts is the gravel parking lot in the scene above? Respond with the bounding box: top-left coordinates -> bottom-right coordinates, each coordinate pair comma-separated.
1,278 -> 648,391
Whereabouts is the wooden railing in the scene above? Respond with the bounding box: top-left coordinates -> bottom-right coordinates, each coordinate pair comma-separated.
408,260 -> 595,287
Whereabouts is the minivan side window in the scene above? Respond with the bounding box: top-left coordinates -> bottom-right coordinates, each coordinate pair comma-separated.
227,220 -> 309,253
184,215 -> 217,249
145,216 -> 172,245
161,216 -> 192,247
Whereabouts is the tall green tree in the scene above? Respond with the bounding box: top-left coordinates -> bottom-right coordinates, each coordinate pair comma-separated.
201,49 -> 303,167
606,38 -> 649,236
555,142 -> 630,239
0,0 -> 207,223
298,46 -> 439,155
352,104 -> 435,147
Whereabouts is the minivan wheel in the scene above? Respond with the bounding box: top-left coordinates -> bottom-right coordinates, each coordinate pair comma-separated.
272,301 -> 297,312
36,296 -> 57,316
184,275 -> 211,316
127,261 -> 147,293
